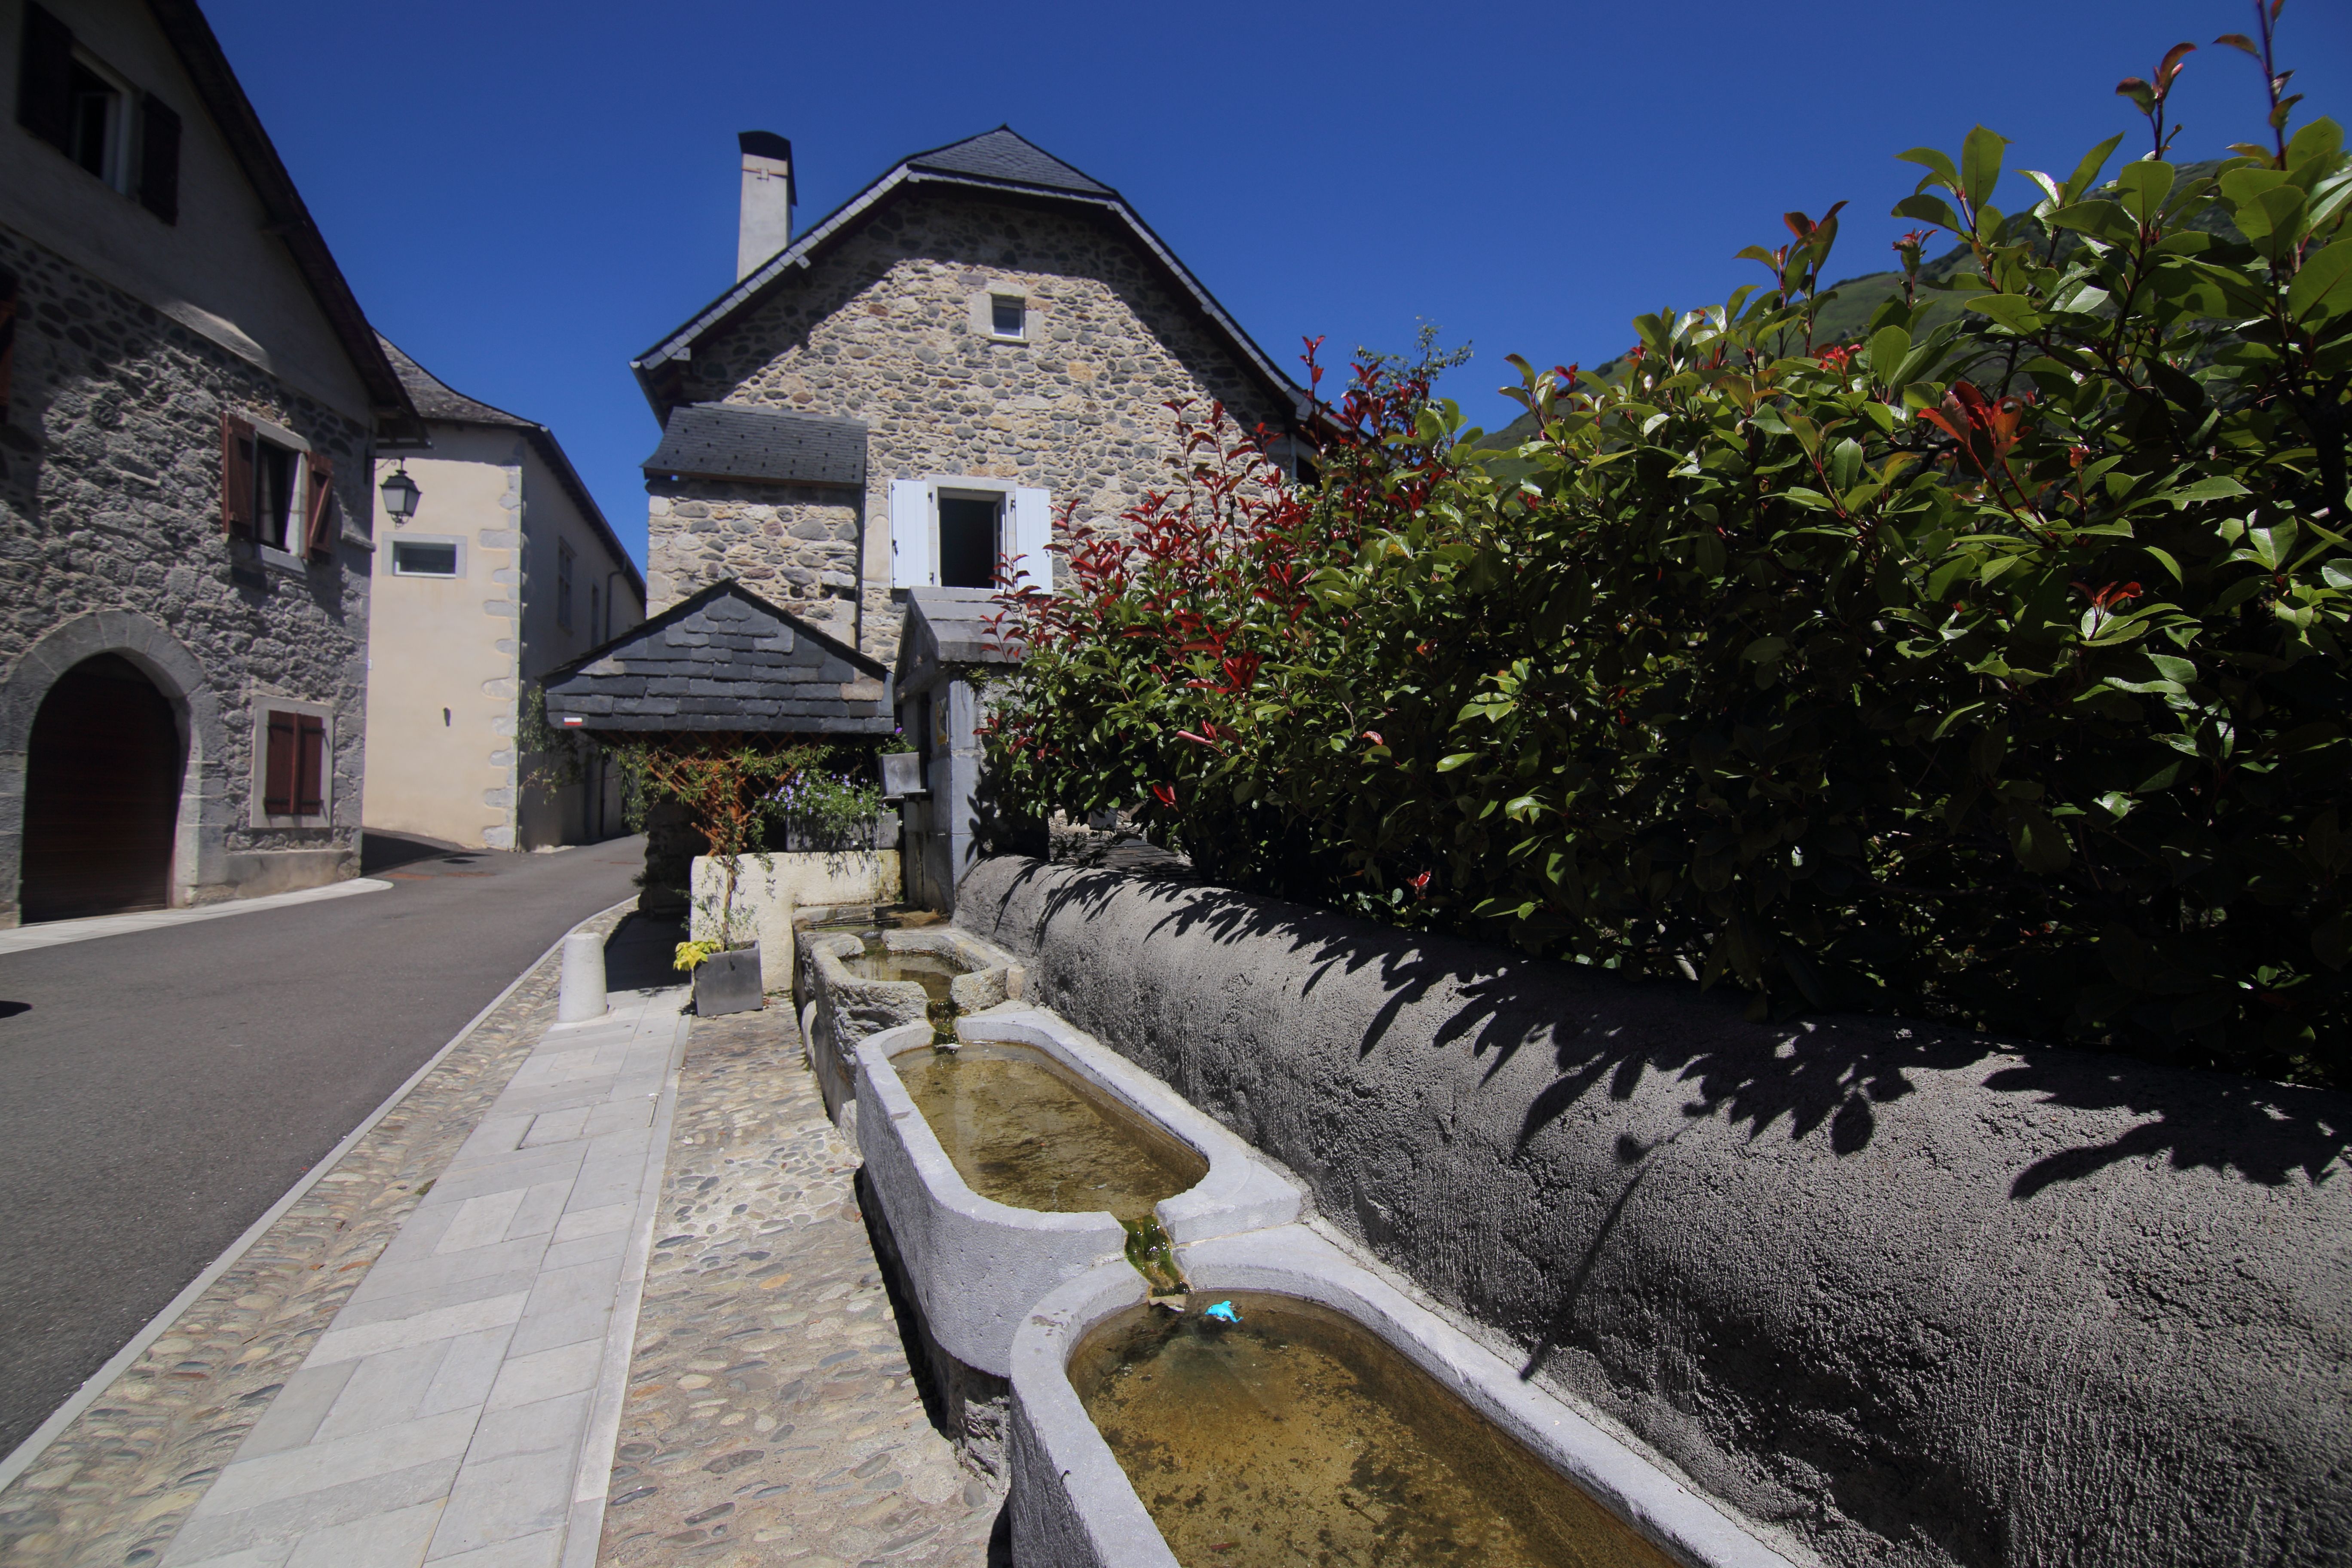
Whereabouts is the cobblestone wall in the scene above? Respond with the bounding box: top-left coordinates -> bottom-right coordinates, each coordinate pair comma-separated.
643,480 -> 860,646
649,190 -> 1295,665
0,223 -> 375,919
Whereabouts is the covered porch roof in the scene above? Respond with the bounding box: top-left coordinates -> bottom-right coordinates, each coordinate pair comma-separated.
541,581 -> 893,735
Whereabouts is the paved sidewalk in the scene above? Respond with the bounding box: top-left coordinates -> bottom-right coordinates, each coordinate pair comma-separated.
597,1008 -> 1005,1567
158,986 -> 689,1568
0,879 -> 391,956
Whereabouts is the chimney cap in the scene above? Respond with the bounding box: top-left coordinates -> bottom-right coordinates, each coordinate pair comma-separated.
738,130 -> 792,164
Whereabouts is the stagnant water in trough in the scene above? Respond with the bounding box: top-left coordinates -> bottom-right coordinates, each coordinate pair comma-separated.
846,944 -> 964,1041
1071,1292 -> 1677,1568
890,1041 -> 1208,1223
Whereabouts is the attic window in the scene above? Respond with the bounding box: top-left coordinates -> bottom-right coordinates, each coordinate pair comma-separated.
989,295 -> 1026,340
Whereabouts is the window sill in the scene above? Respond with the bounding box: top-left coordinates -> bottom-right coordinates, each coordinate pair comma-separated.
257,545 -> 314,577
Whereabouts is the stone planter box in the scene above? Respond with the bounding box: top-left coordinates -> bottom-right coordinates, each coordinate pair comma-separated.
692,944 -> 762,1017
852,1004 -> 1301,1379
1008,1223 -> 1796,1568
689,851 -> 902,992
799,925 -> 1023,1123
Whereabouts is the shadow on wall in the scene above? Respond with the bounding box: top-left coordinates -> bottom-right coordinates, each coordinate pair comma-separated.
1000,861 -> 2349,1200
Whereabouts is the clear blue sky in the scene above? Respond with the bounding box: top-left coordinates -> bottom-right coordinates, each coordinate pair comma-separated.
206,0 -> 2349,570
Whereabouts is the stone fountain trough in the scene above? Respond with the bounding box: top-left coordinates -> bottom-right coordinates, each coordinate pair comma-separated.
1008,1223 -> 1801,1568
851,1005 -> 1301,1380
799,925 -> 1022,1124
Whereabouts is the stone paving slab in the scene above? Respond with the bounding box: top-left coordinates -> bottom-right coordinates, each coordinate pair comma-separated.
0,909 -> 635,1568
596,1008 -> 1006,1568
155,989 -> 691,1568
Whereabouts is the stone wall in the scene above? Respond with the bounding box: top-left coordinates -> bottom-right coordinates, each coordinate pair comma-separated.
643,478 -> 860,646
952,855 -> 2352,1568
0,222 -> 374,920
649,189 -> 1296,665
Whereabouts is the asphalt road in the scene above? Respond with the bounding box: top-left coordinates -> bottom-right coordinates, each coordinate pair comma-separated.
0,836 -> 648,1460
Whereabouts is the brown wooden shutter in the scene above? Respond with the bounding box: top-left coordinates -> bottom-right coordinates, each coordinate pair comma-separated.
16,4 -> 74,154
138,95 -> 180,223
304,452 -> 337,559
220,414 -> 254,537
263,710 -> 296,814
295,715 -> 325,817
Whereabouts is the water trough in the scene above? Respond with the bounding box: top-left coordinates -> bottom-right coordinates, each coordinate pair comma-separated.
852,1005 -> 1301,1380
799,924 -> 1021,1123
1010,1224 -> 1799,1568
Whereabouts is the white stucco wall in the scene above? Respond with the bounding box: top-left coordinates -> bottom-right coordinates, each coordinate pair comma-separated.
360,424 -> 522,848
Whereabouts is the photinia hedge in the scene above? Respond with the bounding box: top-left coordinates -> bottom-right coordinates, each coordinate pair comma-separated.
982,12 -> 2352,1088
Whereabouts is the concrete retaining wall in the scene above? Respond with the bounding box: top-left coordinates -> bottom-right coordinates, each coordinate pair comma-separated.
953,856 -> 2352,1568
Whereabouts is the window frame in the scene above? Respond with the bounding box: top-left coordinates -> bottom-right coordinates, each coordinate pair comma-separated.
238,415 -> 313,571
388,535 -> 464,579
249,696 -> 333,829
556,537 -> 576,630
64,46 -> 135,194
934,487 -> 1006,590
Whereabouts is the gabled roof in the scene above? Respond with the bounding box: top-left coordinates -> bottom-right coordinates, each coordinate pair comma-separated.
141,1 -> 420,442
642,403 -> 867,488
380,336 -> 646,605
631,126 -> 1308,426
895,587 -> 1023,698
903,127 -> 1110,196
541,579 -> 892,735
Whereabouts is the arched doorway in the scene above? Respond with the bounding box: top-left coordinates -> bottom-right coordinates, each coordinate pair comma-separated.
20,654 -> 184,922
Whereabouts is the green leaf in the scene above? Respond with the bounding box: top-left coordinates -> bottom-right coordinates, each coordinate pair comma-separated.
1963,293 -> 2044,333
1828,438 -> 1864,494
1891,193 -> 1961,233
2157,476 -> 2251,508
2144,546 -> 2184,585
2286,117 -> 2344,175
1866,325 -> 1911,385
1960,126 -> 2010,210
2114,160 -> 2175,225
2007,804 -> 2073,874
2063,133 -> 2125,202
2048,200 -> 2139,244
2312,913 -> 2352,972
1896,145 -> 1960,193
2149,653 -> 2197,684
1435,753 -> 1477,772
2287,240 -> 2352,325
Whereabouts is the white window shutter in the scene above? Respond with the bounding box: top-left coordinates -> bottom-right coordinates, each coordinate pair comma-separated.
889,478 -> 934,588
1011,487 -> 1052,592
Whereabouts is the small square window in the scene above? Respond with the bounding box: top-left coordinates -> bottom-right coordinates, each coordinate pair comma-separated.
392,540 -> 458,577
989,295 -> 1025,339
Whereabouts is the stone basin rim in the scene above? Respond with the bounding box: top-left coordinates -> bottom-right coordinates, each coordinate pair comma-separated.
1008,1223 -> 1802,1568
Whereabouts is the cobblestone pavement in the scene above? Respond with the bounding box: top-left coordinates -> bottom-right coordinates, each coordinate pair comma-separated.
598,1008 -> 1007,1568
0,906 -> 636,1568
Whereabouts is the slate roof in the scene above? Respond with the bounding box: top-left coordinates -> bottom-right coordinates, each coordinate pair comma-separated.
632,126 -> 1308,427
379,337 -> 533,428
378,336 -> 645,605
641,403 -> 867,488
903,128 -> 1111,196
894,587 -> 1024,698
541,580 -> 893,735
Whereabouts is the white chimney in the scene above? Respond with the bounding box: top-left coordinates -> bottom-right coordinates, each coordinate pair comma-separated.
736,131 -> 794,281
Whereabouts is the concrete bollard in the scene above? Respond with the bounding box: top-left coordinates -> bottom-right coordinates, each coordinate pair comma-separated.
557,929 -> 607,1023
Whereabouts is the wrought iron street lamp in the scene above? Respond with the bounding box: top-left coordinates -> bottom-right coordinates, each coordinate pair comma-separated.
380,463 -> 420,523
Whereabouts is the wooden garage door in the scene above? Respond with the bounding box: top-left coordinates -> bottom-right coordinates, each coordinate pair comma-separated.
20,654 -> 183,922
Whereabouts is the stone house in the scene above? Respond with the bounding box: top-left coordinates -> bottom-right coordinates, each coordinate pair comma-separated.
0,0 -> 420,925
363,340 -> 644,851
630,126 -> 1315,670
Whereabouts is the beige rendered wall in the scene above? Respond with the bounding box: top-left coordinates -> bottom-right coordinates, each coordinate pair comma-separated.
514,442 -> 643,849
0,0 -> 375,421
362,425 -> 524,848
